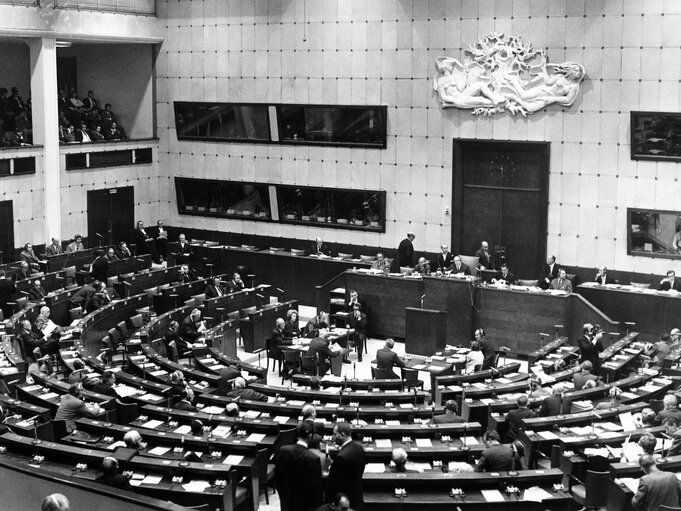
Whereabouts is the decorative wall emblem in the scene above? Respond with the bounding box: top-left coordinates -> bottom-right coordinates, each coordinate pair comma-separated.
36,0 -> 60,29
433,33 -> 586,116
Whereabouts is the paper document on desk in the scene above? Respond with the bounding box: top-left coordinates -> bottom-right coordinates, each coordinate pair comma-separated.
141,419 -> 163,430
479,398 -> 495,405
42,392 -> 59,400
522,486 -> 553,502
287,400 -> 305,406
273,416 -> 290,424
114,385 -> 139,398
182,480 -> 211,493
148,446 -> 171,456
429,366 -> 446,372
495,377 -> 511,384
620,477 -> 640,493
245,433 -> 266,443
620,412 -> 636,431
224,455 -> 244,465
481,489 -> 505,502
460,436 -> 479,445
472,382 -> 488,389
415,438 -> 432,448
386,420 -> 400,426
411,364 -> 427,370
174,425 -> 191,434
244,410 -> 261,418
375,439 -> 392,448
200,406 -> 224,414
212,425 -> 231,438
584,447 -> 610,457
141,474 -> 163,485
364,463 -> 386,473
399,403 -> 413,409
537,430 -> 559,440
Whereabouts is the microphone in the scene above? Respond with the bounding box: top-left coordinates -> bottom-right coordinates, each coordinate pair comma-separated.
95,233 -> 103,238
420,294 -> 426,309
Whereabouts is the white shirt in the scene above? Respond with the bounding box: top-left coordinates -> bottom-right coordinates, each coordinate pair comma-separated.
465,351 -> 484,373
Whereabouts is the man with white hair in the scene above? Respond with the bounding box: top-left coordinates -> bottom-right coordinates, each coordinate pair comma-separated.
27,279 -> 46,301
180,307 -> 204,345
595,266 -> 614,285
226,377 -> 267,402
35,306 -> 61,336
311,236 -> 331,257
538,383 -> 571,417
376,338 -> 406,378
389,447 -> 415,473
657,395 -> 681,424
671,328 -> 681,350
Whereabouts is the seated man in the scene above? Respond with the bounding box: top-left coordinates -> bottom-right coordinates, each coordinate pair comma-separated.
475,431 -> 524,472
389,448 -> 417,473
35,306 -> 61,337
105,247 -> 119,262
594,266 -> 615,285
17,319 -> 58,359
174,388 -> 198,411
17,261 -> 37,280
431,400 -> 465,424
226,377 -> 267,401
660,270 -> 681,291
436,244 -> 454,273
371,252 -> 390,272
66,234 -> 84,253
54,382 -> 101,433
45,238 -> 62,256
175,233 -> 193,264
26,279 -> 47,302
164,320 -> 192,362
656,395 -> 681,424
89,280 -> 120,311
573,361 -> 602,390
20,243 -> 43,270
204,276 -> 226,298
505,395 -> 536,441
311,236 -> 331,256
451,255 -> 471,276
414,257 -> 431,275
212,366 -> 242,396
538,383 -> 572,417
549,268 -> 573,293
88,370 -> 117,397
180,308 -> 205,345
229,272 -> 245,292
304,311 -> 329,338
114,241 -> 132,259
178,264 -> 198,284
95,457 -> 130,489
376,338 -> 405,378
492,262 -> 516,285
464,341 -> 484,373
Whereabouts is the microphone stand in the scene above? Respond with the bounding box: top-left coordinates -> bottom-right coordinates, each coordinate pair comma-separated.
353,363 -> 356,379
31,417 -> 41,445
354,405 -> 362,429
428,405 -> 436,428
460,423 -> 469,451
420,294 -> 425,309
557,394 -> 565,420
508,442 -> 518,476
413,387 -> 418,406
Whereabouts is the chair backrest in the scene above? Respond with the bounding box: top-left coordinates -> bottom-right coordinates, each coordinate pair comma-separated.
69,306 -> 83,322
144,286 -> 158,297
401,367 -> 420,381
371,366 -> 398,380
459,255 -> 480,276
227,310 -> 240,321
192,293 -> 206,306
130,314 -> 144,329
184,298 -> 196,308
274,426 -> 297,454
65,266 -> 76,279
116,320 -> 128,339
242,306 -> 257,316
15,296 -> 28,310
300,354 -> 317,374
107,327 -> 121,345
584,470 -> 610,508
649,398 -> 664,413
115,399 -> 139,425
283,350 -> 299,363
101,335 -> 112,350
51,419 -> 68,441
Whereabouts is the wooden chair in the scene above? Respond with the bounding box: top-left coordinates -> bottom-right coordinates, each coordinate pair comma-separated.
300,354 -> 318,376
371,366 -> 399,380
116,320 -> 129,340
570,470 -> 609,510
130,314 -> 144,329
51,419 -> 68,442
114,399 -> 139,424
257,447 -> 276,505
401,367 -> 424,390
281,350 -> 300,383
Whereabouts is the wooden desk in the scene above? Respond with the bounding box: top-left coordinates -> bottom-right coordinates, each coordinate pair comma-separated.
239,299 -> 298,353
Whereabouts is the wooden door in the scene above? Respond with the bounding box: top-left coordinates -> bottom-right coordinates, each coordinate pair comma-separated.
452,140 -> 549,280
87,186 -> 134,247
0,201 -> 14,263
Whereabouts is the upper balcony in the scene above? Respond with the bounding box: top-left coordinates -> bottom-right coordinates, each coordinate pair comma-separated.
0,0 -> 154,16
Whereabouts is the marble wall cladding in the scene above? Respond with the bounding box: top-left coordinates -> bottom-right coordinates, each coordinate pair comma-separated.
156,0 -> 681,274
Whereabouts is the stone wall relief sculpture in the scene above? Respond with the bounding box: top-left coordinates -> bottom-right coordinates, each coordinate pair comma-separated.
433,33 -> 586,116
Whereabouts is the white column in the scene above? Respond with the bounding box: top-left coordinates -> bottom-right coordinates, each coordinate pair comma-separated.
29,37 -> 61,241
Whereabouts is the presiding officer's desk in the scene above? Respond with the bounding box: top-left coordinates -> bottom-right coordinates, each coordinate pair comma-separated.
318,270 -> 620,356
579,281 -> 681,341
362,467 -> 571,511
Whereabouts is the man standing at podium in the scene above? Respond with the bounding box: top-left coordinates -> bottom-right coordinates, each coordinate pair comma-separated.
397,231 -> 415,268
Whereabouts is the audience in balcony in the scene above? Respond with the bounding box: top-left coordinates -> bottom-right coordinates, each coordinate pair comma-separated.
1,86 -> 33,146
58,89 -> 126,144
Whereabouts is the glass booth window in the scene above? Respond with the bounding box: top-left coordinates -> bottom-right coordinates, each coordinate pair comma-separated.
176,178 -> 271,219
173,102 -> 271,142
276,105 -> 386,148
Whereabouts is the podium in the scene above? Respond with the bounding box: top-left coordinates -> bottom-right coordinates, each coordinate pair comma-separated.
405,307 -> 447,356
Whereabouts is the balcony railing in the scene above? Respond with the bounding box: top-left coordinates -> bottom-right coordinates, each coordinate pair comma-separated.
0,0 -> 155,16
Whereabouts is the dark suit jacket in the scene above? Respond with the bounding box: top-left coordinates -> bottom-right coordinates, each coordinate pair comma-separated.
284,320 -> 300,339
275,443 -> 323,511
181,316 -> 202,343
327,441 -> 366,510
229,279 -> 245,292
660,278 -> 681,291
475,444 -> 517,472
133,228 -> 151,248
595,273 -> 615,285
307,337 -> 334,375
95,472 -> 130,489
69,285 -> 95,309
91,256 -> 109,283
479,340 -> 496,369
494,270 -> 516,285
45,244 -> 62,256
304,317 -> 328,338
89,288 -> 119,311
573,372 -> 600,390
26,287 -> 46,301
226,387 -> 268,402
88,381 -> 117,398
397,238 -> 414,267
311,242 -> 331,257
432,412 -> 465,424
0,278 -> 16,317
540,263 -> 560,289
539,394 -> 572,417
176,242 -> 194,260
578,335 -> 603,370
115,248 -> 132,260
174,400 -> 198,412
436,252 -> 454,271
632,470 -> 681,511
451,262 -> 471,275
204,284 -> 226,298
474,248 -> 494,270
376,348 -> 405,375
505,407 -> 536,440
347,311 -> 367,337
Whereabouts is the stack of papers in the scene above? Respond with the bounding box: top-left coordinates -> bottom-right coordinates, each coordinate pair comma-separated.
245,433 -> 266,443
223,455 -> 244,465
142,419 -> 163,429
375,439 -> 392,448
415,438 -> 432,448
364,463 -> 386,473
148,446 -> 171,456
481,489 -> 505,502
522,486 -> 553,502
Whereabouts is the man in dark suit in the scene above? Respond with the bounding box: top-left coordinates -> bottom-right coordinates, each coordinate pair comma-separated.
26,279 -> 46,302
88,370 -> 117,397
0,271 -> 16,319
133,220 -> 158,262
376,338 -> 405,378
88,281 -> 120,311
68,283 -> 96,311
474,240 -> 494,271
175,233 -> 193,264
226,377 -> 268,402
304,311 -> 329,338
505,395 -> 536,440
54,382 -> 101,432
396,232 -> 415,268
204,276 -> 226,298
90,250 -> 109,283
178,264 -> 198,284
174,388 -> 198,411
436,243 -> 454,272
632,455 -> 681,511
414,257 -> 431,275
311,237 -> 331,257
660,270 -> 681,291
595,266 -> 615,285
180,308 -> 204,345
577,323 -> 604,371
474,430 -> 520,472
275,421 -> 323,511
573,361 -> 601,390
538,384 -> 572,417
540,255 -> 560,290
271,318 -> 292,376
451,255 -> 471,276
17,261 -> 36,281
492,262 -> 516,285
327,421 -> 366,510
45,238 -> 62,256
95,457 -> 130,489
347,302 -> 367,362
115,241 -> 132,260
656,395 -> 681,425
164,320 -> 192,362
308,336 -> 338,376
228,272 -> 245,292
152,220 -> 168,260
431,400 -> 465,424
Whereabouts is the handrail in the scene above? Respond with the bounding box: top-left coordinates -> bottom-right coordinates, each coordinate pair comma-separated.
314,269 -> 348,312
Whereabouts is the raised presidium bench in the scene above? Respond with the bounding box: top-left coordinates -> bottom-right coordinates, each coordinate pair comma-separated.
0,431 -> 245,511
363,468 -> 572,511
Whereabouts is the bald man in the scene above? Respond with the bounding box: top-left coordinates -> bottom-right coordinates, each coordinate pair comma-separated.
311,237 -> 331,257
397,232 -> 415,267
474,241 -> 494,271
